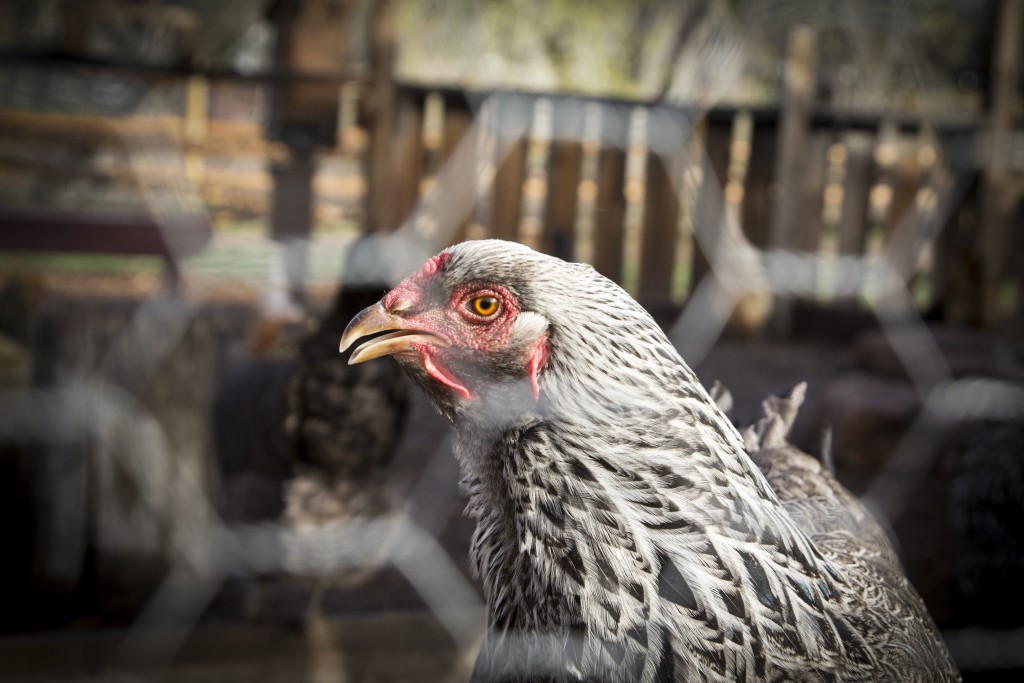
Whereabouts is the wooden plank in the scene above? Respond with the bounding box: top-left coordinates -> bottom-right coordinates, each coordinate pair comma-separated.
692,118 -> 733,290
799,133 -> 829,252
491,97 -> 530,242
769,25 -> 818,335
883,137 -> 924,277
593,105 -> 629,283
639,152 -> 679,306
364,0 -> 397,233
269,147 -> 315,242
440,103 -> 474,244
741,120 -> 778,248
468,100 -> 496,239
0,209 -> 211,258
389,92 -> 425,231
884,138 -> 922,237
183,74 -> 208,184
838,132 -> 875,256
268,148 -> 313,304
770,25 -> 818,250
639,110 -> 683,308
543,99 -> 584,260
265,0 -> 348,147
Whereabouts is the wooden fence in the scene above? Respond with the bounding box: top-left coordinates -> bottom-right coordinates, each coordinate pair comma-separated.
1,7 -> 1021,331
361,83 -> 1013,328
0,73 -> 1015,331
357,11 -> 1022,332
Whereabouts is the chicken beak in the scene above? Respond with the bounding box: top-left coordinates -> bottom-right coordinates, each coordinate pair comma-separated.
339,303 -> 449,365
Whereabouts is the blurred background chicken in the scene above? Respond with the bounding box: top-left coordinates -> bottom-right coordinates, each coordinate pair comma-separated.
949,416 -> 1024,629
213,238 -> 411,526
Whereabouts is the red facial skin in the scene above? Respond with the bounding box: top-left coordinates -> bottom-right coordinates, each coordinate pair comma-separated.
382,251 -> 451,312
416,344 -> 476,400
382,254 -> 547,401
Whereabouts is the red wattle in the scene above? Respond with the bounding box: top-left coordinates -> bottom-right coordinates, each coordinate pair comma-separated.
418,346 -> 476,401
527,337 -> 549,401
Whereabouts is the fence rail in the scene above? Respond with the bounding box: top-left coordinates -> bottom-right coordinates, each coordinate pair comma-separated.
367,83 -> 1013,329
0,22 -> 1021,329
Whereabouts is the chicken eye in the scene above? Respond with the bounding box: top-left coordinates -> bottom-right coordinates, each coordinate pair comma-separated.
469,296 -> 500,317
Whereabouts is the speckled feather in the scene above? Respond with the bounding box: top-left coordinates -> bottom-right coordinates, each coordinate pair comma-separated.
379,240 -> 959,683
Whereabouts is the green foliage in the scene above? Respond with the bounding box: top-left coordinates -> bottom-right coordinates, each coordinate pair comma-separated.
396,0 -> 991,112
0,252 -> 163,274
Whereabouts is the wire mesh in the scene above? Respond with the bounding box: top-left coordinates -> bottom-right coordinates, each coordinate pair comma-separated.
0,2 -> 1022,681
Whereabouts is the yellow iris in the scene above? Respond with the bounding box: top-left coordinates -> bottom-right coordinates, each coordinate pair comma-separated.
471,296 -> 500,316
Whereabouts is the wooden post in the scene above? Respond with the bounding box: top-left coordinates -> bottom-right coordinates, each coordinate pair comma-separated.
769,25 -> 818,335
441,102 -> 474,244
799,133 -> 829,251
640,153 -> 679,307
593,105 -> 629,283
270,151 -> 315,239
639,109 -> 683,309
470,100 -> 497,239
266,0 -> 349,146
491,95 -> 531,242
884,140 -> 921,238
263,0 -> 351,309
62,1 -> 95,57
838,132 -> 875,257
741,119 -> 778,248
884,137 -> 924,278
981,0 -> 1022,325
183,75 -> 208,185
269,144 -> 315,303
390,92 -> 424,231
692,118 -> 733,290
543,99 -> 584,260
364,0 -> 397,233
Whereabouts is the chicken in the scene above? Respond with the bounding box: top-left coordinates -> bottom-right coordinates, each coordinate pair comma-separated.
214,280 -> 410,525
283,280 -> 414,528
950,415 -> 1024,628
339,240 -> 958,682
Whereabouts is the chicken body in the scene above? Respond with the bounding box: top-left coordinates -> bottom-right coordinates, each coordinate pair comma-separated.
214,284 -> 409,524
340,240 -> 958,682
